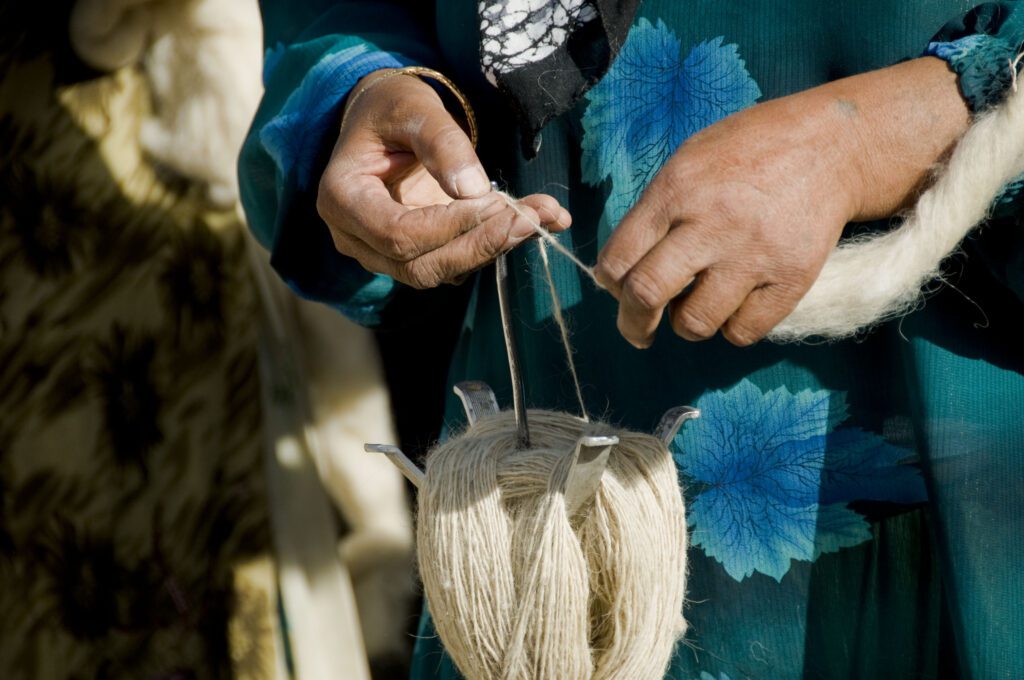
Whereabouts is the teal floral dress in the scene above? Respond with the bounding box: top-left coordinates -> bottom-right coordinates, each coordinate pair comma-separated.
241,2 -> 1024,677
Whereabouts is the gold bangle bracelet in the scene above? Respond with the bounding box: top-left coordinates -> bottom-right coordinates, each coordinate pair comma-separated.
341,66 -> 479,148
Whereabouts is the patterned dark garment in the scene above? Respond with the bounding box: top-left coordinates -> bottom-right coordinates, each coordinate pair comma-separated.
0,5 -> 275,680
479,0 -> 598,80
477,0 -> 642,155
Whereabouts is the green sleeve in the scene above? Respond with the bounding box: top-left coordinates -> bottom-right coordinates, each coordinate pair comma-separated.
968,180 -> 1024,302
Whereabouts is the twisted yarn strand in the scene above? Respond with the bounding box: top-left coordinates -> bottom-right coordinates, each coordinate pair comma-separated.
535,238 -> 590,420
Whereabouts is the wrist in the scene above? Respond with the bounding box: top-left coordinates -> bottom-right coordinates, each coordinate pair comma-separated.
341,67 -> 479,147
813,87 -> 876,224
341,68 -> 403,128
350,67 -> 400,100
774,86 -> 870,226
817,58 -> 971,222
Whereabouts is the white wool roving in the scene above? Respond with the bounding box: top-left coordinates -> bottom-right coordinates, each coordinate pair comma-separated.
769,80 -> 1024,341
139,0 -> 263,207
417,410 -> 688,680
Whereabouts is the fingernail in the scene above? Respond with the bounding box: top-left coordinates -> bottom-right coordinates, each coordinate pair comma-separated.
557,208 -> 572,228
453,166 -> 490,198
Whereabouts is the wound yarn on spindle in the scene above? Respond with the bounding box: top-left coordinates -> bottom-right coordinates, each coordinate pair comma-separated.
416,410 -> 688,680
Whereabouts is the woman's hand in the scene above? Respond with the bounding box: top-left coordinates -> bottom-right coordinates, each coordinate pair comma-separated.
317,69 -> 570,289
595,57 -> 970,348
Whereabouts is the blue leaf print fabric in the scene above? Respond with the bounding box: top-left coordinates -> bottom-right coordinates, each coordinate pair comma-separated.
581,18 -> 761,240
672,380 -> 927,582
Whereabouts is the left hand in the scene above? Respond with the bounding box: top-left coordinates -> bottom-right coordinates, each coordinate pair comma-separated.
594,57 -> 970,348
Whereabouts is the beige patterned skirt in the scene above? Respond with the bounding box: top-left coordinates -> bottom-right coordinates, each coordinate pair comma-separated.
0,8 -> 276,679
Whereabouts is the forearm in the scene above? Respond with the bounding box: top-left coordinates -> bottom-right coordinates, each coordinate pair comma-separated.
800,57 -> 972,222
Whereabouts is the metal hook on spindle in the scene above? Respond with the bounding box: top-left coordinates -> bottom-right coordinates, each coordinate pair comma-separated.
363,443 -> 424,488
655,405 -> 701,446
366,381 -> 702,520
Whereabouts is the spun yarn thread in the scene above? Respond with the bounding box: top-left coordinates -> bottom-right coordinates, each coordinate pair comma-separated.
416,410 -> 688,680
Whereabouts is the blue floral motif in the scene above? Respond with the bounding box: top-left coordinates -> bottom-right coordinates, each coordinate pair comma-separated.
699,673 -> 732,680
581,18 -> 762,240
672,380 -> 927,582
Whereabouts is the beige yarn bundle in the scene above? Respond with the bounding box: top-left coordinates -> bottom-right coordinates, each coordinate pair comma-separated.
416,410 -> 688,680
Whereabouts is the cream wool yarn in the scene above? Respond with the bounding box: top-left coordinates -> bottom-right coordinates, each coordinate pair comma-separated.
415,78 -> 1024,679
417,410 -> 688,680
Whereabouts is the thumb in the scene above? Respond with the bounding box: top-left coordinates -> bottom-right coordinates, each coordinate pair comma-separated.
375,78 -> 490,199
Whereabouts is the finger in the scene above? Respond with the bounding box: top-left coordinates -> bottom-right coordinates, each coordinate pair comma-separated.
669,270 -> 757,342
399,201 -> 546,288
320,174 -> 496,261
330,228 -> 454,289
328,229 -> 398,275
516,193 -> 571,231
320,159 -> 570,264
594,174 -> 675,294
331,197 -> 549,289
721,284 -> 802,347
615,227 -> 715,348
333,229 -> 464,290
375,85 -> 490,200
381,191 -> 569,265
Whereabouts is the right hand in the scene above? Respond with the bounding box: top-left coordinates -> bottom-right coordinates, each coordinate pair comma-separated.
317,69 -> 570,288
